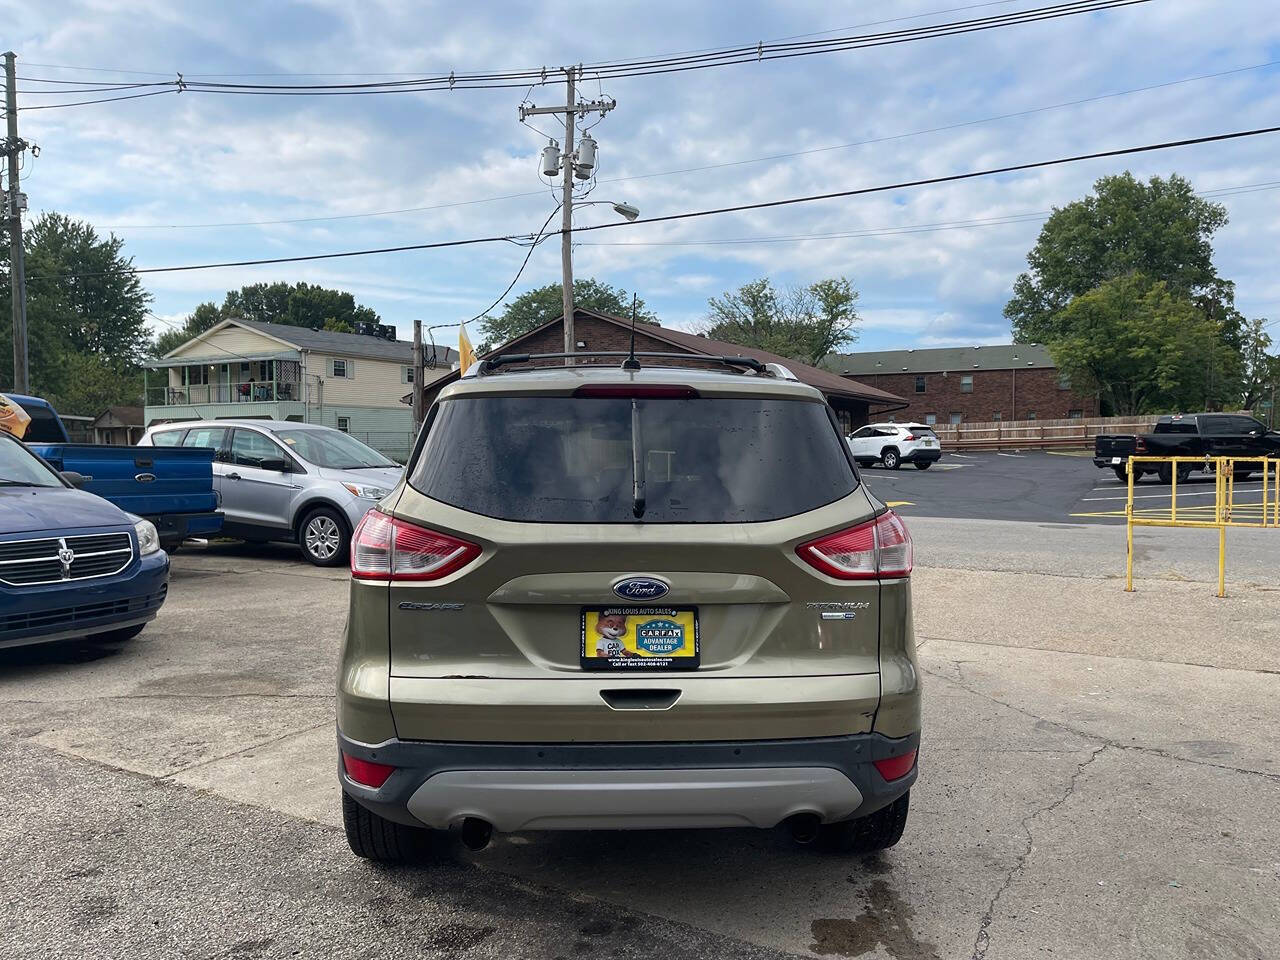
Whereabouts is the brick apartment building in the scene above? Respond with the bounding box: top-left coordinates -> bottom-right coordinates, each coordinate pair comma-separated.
826,344 -> 1098,425
421,308 -> 904,429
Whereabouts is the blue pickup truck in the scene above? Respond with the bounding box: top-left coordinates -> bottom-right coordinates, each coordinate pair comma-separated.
10,395 -> 221,550
0,428 -> 171,650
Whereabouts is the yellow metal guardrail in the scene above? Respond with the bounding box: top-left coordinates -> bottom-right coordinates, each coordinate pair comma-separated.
1125,456 -> 1280,596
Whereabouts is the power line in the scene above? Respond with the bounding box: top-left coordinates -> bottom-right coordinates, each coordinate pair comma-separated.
575,180 -> 1280,247
85,56 -> 1277,232
28,121 -> 1280,281
18,89 -> 177,111
18,2 -> 1029,80
18,1 -> 1151,104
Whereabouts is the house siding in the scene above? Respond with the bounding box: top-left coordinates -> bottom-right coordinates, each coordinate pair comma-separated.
308,352 -> 449,407
848,368 -> 1097,423
311,403 -> 416,461
167,327 -> 296,361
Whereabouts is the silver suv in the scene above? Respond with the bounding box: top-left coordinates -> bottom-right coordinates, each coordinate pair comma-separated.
139,420 -> 402,565
337,354 -> 921,862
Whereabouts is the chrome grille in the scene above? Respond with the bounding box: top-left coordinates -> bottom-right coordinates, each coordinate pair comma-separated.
0,532 -> 134,586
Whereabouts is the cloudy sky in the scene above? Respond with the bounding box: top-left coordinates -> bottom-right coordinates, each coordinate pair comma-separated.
9,0 -> 1280,353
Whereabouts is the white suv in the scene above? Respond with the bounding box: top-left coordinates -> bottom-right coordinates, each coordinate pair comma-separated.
847,423 -> 942,470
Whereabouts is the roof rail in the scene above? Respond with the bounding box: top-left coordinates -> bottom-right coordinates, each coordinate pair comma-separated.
763,362 -> 798,381
472,351 -> 768,376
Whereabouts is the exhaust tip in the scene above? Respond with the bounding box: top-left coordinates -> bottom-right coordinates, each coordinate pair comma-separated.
458,817 -> 493,851
786,812 -> 822,845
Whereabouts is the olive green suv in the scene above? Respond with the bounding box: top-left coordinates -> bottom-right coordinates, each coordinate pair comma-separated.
337,353 -> 921,861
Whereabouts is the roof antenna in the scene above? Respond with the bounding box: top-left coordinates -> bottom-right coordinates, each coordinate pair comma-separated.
621,294 -> 641,371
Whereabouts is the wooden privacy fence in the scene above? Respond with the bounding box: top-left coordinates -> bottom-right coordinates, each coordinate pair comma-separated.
924,415 -> 1155,450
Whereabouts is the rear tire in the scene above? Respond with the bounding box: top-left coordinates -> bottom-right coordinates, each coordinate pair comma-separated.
819,792 -> 910,855
87,623 -> 147,644
341,792 -> 435,864
914,461 -> 932,471
299,507 -> 350,567
1112,467 -> 1128,482
881,448 -> 901,470
1156,463 -> 1192,485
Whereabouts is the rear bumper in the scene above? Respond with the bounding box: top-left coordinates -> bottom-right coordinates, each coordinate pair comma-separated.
903,448 -> 942,463
1093,456 -> 1127,468
338,729 -> 919,831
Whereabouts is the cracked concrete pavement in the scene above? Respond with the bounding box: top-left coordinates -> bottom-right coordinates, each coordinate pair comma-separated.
2,524 -> 1277,959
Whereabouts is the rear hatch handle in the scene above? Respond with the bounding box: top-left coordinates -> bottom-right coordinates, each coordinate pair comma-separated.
599,689 -> 682,711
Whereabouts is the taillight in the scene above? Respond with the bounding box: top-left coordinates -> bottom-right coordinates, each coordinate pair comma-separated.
350,510 -> 481,581
1135,437 -> 1147,453
903,434 -> 917,441
795,511 -> 914,580
873,749 -> 917,782
342,752 -> 396,788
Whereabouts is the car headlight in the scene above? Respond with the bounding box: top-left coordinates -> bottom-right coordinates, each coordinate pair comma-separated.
342,482 -> 391,501
134,518 -> 161,556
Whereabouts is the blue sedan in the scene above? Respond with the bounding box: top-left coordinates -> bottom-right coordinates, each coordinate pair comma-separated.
0,431 -> 169,650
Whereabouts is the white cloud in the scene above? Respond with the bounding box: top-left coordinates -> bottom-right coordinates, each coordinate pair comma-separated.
14,0 -> 1280,350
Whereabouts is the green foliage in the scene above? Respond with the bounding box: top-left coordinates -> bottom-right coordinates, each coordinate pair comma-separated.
1047,274 -> 1238,415
703,277 -> 859,366
1005,172 -> 1231,343
221,281 -> 379,330
1238,317 -> 1279,411
0,213 -> 152,410
483,279 -> 656,345
44,354 -> 145,416
151,285 -> 380,358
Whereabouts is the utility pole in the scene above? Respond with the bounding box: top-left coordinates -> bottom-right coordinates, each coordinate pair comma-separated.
520,67 -> 614,363
4,51 -> 30,394
411,318 -> 425,431
559,67 -> 576,360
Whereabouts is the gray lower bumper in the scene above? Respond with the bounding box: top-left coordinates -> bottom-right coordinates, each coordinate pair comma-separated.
339,730 -> 918,832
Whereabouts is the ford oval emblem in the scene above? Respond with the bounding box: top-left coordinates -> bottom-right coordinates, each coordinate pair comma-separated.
134,473 -> 157,483
613,576 -> 669,602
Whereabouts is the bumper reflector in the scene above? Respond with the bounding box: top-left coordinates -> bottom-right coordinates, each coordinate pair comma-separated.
342,753 -> 396,788
873,749 -> 917,782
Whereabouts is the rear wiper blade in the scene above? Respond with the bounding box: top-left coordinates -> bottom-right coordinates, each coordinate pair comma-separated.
631,399 -> 646,520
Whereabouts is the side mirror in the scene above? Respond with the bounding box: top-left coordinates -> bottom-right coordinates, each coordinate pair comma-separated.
61,470 -> 87,488
257,457 -> 289,472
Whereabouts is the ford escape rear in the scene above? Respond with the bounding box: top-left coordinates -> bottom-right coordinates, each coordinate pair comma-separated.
337,356 -> 921,861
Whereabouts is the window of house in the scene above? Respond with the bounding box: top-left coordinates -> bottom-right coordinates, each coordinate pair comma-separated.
1058,372 -> 1071,390
960,375 -> 973,393
1026,412 -> 1037,421
337,416 -> 351,433
403,365 -> 415,384
924,413 -> 937,425
331,359 -> 353,379
992,412 -> 1002,421
1068,409 -> 1083,419
914,376 -> 926,393
949,412 -> 963,425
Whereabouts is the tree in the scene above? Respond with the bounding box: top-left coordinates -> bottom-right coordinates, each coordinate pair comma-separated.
1006,173 -> 1232,344
1238,318 -> 1279,411
702,277 -> 859,366
1047,273 -> 1237,415
1,212 -> 152,408
220,281 -> 379,330
153,301 -> 222,357
483,279 -> 656,345
322,317 -> 356,333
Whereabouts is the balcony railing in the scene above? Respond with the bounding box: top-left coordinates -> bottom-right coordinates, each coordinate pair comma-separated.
147,380 -> 299,406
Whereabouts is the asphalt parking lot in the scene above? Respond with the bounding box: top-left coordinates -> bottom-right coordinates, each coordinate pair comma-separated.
860,449 -> 1276,527
3,521 -> 1277,959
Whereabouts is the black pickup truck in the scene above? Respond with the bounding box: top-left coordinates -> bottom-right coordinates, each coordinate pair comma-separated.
1094,413 -> 1280,483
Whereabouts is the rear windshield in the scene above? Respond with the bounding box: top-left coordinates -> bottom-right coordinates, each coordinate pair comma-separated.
410,395 -> 857,523
1154,420 -> 1198,434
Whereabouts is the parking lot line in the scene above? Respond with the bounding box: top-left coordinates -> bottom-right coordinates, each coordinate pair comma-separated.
995,452 -> 1025,458
885,500 -> 915,507
1081,487 -> 1264,502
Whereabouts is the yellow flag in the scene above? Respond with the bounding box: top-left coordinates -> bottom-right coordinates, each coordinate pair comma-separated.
458,323 -> 477,372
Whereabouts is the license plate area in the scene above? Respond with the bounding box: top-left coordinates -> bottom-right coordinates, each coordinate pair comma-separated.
581,606 -> 700,671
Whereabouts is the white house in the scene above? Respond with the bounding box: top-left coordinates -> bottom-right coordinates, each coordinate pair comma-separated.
144,318 -> 456,459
